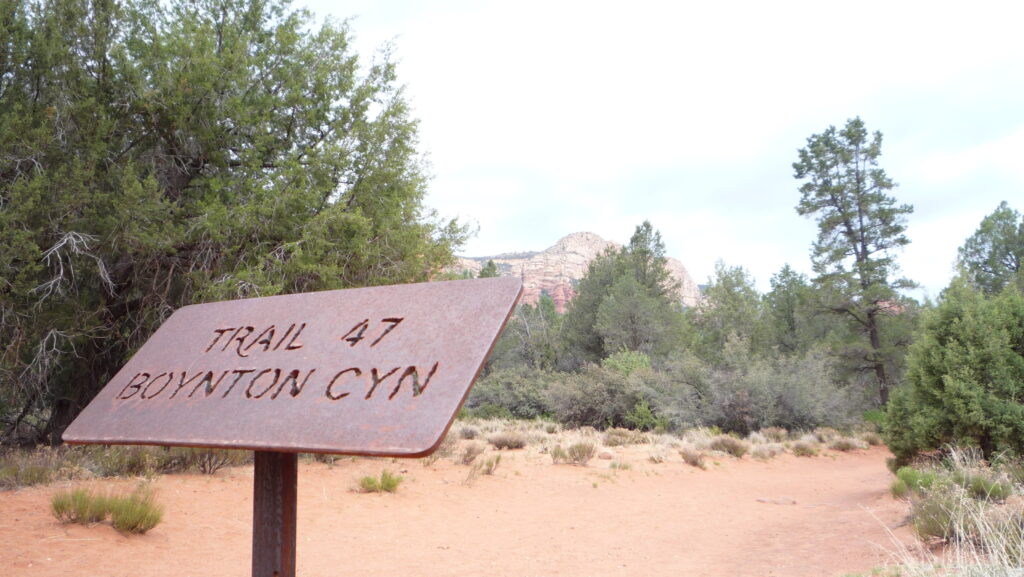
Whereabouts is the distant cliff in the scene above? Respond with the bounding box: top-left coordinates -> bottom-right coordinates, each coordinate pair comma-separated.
455,232 -> 701,311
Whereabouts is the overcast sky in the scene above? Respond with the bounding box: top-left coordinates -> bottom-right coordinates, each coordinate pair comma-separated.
305,0 -> 1023,299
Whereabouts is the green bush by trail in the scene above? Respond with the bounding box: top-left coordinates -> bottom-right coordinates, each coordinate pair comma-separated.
52,485 -> 162,534
885,281 -> 1024,465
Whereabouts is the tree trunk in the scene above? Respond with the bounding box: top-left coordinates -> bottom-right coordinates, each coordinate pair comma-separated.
866,308 -> 890,405
43,344 -> 119,445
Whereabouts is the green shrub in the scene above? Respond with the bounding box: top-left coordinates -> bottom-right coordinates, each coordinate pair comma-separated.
601,350 -> 651,377
709,436 -> 748,458
703,346 -> 863,435
890,478 -> 911,499
465,368 -> 552,419
487,432 -> 527,450
52,488 -> 110,524
624,398 -> 669,432
51,489 -> 77,522
911,489 -> 963,541
952,470 -> 1013,502
610,461 -> 631,470
862,409 -> 886,432
358,470 -> 403,493
467,404 -> 513,420
884,283 -> 1024,465
52,485 -> 162,534
994,454 -> 1024,486
895,466 -> 937,496
566,442 -> 596,466
632,352 -> 706,432
891,464 -> 939,500
546,365 -> 640,429
108,487 -> 163,534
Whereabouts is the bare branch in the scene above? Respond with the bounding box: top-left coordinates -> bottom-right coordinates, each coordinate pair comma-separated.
31,231 -> 116,302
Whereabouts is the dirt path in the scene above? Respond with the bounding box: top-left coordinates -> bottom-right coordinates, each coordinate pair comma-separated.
1,445 -> 914,577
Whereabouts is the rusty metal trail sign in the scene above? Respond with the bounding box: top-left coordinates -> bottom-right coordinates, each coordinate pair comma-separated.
64,277 -> 522,577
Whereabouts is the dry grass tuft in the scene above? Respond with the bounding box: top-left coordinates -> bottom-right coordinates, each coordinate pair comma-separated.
679,445 -> 707,469
487,432 -> 527,450
52,484 -> 162,534
750,444 -> 785,460
709,436 -> 749,458
791,441 -> 819,457
51,488 -> 110,524
760,427 -> 789,442
829,437 -> 864,452
550,445 -> 568,464
812,427 -> 841,443
860,431 -> 884,446
108,486 -> 163,534
460,442 -> 486,465
566,442 -> 596,466
647,450 -> 667,464
602,428 -> 647,447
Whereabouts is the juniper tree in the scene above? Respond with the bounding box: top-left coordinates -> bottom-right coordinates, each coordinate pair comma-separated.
0,0 -> 465,443
561,221 -> 683,365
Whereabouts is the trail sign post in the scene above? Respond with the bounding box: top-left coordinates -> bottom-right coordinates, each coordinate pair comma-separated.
64,277 -> 522,577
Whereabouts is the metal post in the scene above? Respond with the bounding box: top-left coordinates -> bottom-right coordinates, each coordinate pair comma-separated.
252,451 -> 298,577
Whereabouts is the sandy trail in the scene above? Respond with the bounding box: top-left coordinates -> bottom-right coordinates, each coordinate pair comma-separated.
1,445 -> 913,577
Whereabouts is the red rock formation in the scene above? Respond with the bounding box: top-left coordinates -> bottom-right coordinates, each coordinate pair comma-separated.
454,232 -> 701,312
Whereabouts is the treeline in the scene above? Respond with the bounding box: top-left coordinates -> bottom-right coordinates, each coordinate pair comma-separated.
470,140 -> 1024,463
470,221 -> 914,435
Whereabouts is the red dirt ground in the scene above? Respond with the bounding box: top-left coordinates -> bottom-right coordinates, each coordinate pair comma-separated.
1,445 -> 915,577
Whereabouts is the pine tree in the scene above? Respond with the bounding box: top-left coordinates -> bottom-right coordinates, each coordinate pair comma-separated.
793,117 -> 914,404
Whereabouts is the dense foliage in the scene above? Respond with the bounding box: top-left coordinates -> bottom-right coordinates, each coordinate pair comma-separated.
469,217 -> 876,433
561,221 -> 683,366
957,201 -> 1023,295
0,0 -> 465,443
469,120 -> 935,435
885,281 -> 1024,465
